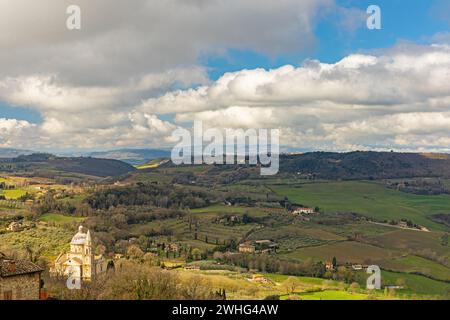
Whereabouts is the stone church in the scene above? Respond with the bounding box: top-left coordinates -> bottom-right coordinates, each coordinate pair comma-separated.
52,226 -> 107,281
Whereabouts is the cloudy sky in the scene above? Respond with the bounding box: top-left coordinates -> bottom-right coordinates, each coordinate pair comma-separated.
0,0 -> 449,152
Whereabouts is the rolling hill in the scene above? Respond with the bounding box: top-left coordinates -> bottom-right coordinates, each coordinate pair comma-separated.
279,151 -> 450,180
0,153 -> 136,178
0,148 -> 33,158
88,148 -> 170,165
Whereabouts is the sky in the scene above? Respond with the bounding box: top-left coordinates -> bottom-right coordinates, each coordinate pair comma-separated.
0,0 -> 449,152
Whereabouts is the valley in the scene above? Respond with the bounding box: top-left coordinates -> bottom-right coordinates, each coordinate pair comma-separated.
0,151 -> 449,300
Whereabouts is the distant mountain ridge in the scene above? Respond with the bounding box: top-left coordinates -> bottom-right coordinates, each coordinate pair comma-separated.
279,151 -> 450,179
0,148 -> 33,158
88,148 -> 171,165
0,153 -> 136,178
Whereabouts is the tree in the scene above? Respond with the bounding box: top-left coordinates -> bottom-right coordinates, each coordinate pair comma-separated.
441,234 -> 449,246
348,282 -> 360,292
283,277 -> 300,294
127,245 -> 144,260
191,248 -> 202,261
95,244 -> 106,256
396,278 -> 407,288
332,256 -> 337,269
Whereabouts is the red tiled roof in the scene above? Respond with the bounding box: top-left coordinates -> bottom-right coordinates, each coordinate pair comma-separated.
0,256 -> 43,277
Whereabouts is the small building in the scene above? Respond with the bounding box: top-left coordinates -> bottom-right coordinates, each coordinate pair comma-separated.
164,243 -> 180,253
128,237 -> 138,244
292,207 -> 315,215
239,242 -> 256,254
352,264 -> 363,270
325,262 -> 335,271
7,222 -> 23,232
254,240 -> 278,253
384,285 -> 404,290
184,265 -> 201,271
0,253 -> 43,300
113,254 -> 124,260
251,274 -> 270,284
398,221 -> 408,228
254,240 -> 273,245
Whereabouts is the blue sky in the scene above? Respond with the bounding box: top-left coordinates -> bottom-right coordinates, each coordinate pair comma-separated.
204,0 -> 449,79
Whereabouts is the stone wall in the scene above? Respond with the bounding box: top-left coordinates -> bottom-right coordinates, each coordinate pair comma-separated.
0,273 -> 41,300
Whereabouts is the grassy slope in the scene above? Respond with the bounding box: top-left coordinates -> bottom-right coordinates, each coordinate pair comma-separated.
0,189 -> 27,199
365,229 -> 450,258
280,290 -> 368,300
39,213 -> 85,224
282,241 -> 401,264
271,181 -> 450,230
383,255 -> 450,282
0,226 -> 73,259
356,270 -> 450,297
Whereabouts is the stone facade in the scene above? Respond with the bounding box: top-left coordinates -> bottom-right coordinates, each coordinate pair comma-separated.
0,253 -> 43,300
238,242 -> 256,253
0,272 -> 41,300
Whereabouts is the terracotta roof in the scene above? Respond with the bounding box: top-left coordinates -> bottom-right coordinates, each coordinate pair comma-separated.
0,258 -> 43,277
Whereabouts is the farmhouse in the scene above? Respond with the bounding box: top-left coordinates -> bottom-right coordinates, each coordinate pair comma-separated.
165,243 -> 181,253
52,226 -> 107,281
398,221 -> 408,228
292,207 -> 315,215
239,242 -> 256,253
239,240 -> 278,254
0,252 -> 43,300
254,240 -> 278,253
251,274 -> 270,284
113,253 -> 124,260
325,262 -> 335,271
184,265 -> 201,271
352,264 -> 363,270
7,221 -> 23,232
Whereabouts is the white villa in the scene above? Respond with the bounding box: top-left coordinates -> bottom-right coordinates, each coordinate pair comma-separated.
292,207 -> 315,215
52,226 -> 107,281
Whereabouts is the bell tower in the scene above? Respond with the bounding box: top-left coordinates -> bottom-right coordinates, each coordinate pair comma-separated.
83,229 -> 94,279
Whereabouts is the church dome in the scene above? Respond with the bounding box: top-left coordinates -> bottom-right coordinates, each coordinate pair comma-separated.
71,226 -> 88,245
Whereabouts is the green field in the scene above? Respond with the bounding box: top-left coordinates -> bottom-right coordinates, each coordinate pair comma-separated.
271,181 -> 450,230
382,255 -> 450,282
136,163 -> 160,169
249,224 -> 343,251
366,229 -> 450,258
39,213 -> 85,224
191,204 -> 273,218
130,216 -> 258,246
58,194 -> 86,205
281,290 -> 368,300
282,241 -> 401,264
265,274 -> 337,286
0,189 -> 27,200
356,270 -> 450,297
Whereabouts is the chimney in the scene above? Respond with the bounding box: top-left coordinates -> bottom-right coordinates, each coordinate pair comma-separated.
7,260 -> 16,273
